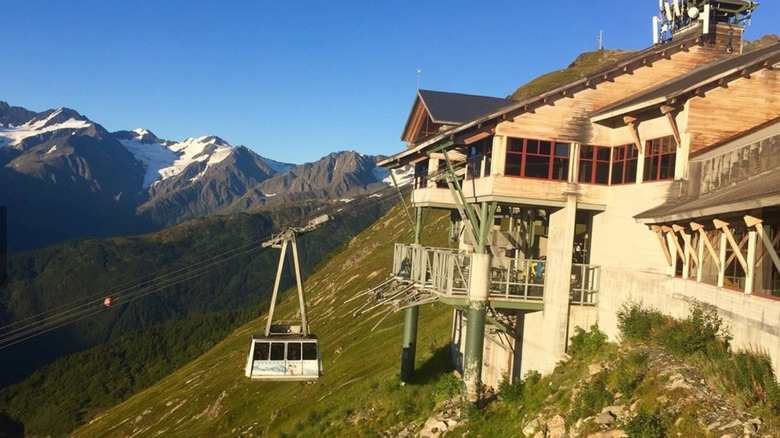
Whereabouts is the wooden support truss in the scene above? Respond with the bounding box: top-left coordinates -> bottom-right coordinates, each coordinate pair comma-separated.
652,216 -> 780,295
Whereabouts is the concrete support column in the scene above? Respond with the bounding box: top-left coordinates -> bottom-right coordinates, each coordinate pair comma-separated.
400,210 -> 424,384
400,306 -> 419,383
540,195 -> 577,365
464,252 -> 491,403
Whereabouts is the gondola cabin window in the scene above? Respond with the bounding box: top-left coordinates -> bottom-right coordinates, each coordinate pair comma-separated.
254,342 -> 270,360
644,136 -> 676,182
505,138 -> 570,181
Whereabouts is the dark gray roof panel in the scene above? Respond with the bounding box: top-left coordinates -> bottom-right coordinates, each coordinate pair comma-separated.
418,90 -> 516,125
592,42 -> 780,119
635,170 -> 780,223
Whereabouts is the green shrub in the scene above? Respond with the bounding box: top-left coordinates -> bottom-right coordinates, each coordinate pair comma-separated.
568,324 -> 608,358
570,372 -> 612,420
497,375 -> 523,403
432,373 -> 462,402
656,304 -> 730,356
617,302 -> 666,342
707,349 -> 780,410
623,409 -> 668,438
497,370 -> 542,404
610,350 -> 648,397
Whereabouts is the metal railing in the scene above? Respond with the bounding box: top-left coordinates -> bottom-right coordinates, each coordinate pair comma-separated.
489,257 -> 546,301
570,263 -> 600,306
393,244 -> 600,305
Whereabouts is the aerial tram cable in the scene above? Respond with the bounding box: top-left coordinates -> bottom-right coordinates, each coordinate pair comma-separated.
0,232 -> 273,334
0,238 -> 271,349
0,179 -> 413,350
0,234 -> 273,334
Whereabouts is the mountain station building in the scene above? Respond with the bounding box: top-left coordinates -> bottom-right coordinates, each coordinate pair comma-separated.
376,14 -> 780,401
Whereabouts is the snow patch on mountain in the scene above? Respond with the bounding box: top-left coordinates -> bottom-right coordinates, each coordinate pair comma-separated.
259,157 -> 294,174
120,132 -> 236,188
0,108 -> 92,147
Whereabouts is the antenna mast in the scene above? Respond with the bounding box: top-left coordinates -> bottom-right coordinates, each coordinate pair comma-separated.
652,0 -> 758,44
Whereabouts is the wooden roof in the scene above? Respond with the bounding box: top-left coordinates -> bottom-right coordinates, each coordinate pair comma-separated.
381,29 -> 712,168
591,42 -> 780,122
635,169 -> 780,224
401,90 -> 515,143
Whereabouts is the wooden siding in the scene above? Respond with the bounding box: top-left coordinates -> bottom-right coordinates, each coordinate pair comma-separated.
687,68 -> 780,153
495,38 -> 739,147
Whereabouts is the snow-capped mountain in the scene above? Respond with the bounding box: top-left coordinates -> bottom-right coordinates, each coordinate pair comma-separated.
0,100 -> 402,252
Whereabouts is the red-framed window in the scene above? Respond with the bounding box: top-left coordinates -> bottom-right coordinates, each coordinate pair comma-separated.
506,138 -> 569,181
578,145 -> 610,185
644,136 -> 676,182
611,144 -> 639,185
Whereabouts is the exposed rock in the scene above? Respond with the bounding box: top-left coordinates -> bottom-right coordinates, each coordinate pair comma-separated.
523,417 -> 541,436
594,411 -> 616,425
586,431 -> 627,438
546,414 -> 567,438
588,363 -> 604,376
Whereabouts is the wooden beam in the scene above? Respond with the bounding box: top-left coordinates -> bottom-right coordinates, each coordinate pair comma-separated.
624,116 -> 643,151
692,222 -> 720,269
745,216 -> 780,274
668,228 -> 685,261
660,105 -> 682,146
652,225 -> 673,267
746,228 -> 756,295
714,219 -> 748,272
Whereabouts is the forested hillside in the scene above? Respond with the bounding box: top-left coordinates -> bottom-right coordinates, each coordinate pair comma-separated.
0,193 -> 401,436
67,205 -> 454,438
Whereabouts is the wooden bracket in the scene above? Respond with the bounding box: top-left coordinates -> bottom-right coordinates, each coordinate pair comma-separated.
745,215 -> 780,273
652,225 -> 673,266
660,105 -> 682,146
714,219 -> 748,271
624,116 -> 643,151
691,221 -> 719,269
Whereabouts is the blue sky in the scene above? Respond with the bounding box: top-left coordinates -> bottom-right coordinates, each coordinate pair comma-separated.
2,1 -> 777,164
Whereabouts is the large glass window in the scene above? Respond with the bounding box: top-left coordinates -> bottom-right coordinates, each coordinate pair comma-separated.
578,145 -> 610,185
467,136 -> 492,179
414,160 -> 428,189
644,136 -> 676,182
611,144 -> 639,185
505,138 -> 569,181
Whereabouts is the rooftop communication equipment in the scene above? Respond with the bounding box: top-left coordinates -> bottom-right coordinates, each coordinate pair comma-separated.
653,0 -> 758,44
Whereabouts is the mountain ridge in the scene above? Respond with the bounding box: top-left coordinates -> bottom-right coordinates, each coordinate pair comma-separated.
0,100 -> 405,252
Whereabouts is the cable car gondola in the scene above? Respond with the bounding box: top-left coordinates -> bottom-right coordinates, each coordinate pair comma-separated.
245,228 -> 323,381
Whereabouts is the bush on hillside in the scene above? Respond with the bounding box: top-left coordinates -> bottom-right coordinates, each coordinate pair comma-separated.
617,302 -> 731,356
568,324 -> 607,358
616,302 -> 666,342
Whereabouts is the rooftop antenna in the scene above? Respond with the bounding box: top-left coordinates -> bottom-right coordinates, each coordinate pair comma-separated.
653,0 -> 759,44
598,30 -> 604,50
417,68 -> 422,90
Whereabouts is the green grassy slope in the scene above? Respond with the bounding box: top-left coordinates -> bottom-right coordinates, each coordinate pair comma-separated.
71,206 -> 454,438
508,49 -> 636,101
